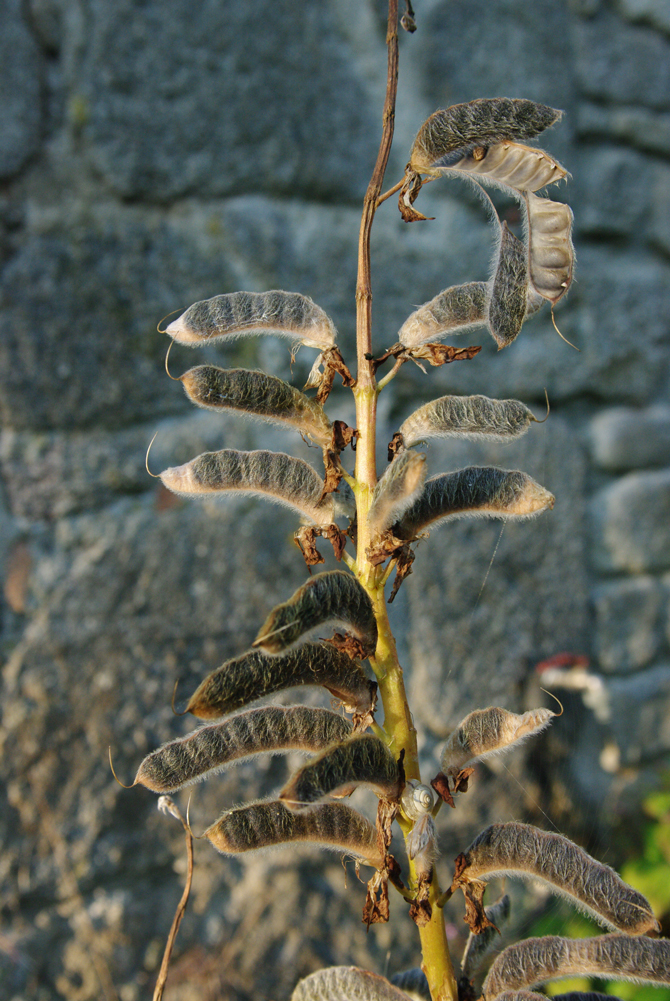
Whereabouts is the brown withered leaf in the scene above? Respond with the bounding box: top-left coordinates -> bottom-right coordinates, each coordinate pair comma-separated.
458,976 -> 477,1001
377,798 -> 399,858
363,869 -> 391,927
366,529 -> 407,567
452,767 -> 475,794
460,880 -> 494,935
452,852 -> 468,886
398,167 -> 434,223
351,683 -> 378,733
388,546 -> 415,604
294,526 -> 325,567
325,632 -> 370,661
387,432 -> 404,462
409,871 -> 433,927
431,772 -> 455,808
323,524 -> 347,561
321,449 -> 343,498
332,420 -> 359,453
409,343 -> 482,367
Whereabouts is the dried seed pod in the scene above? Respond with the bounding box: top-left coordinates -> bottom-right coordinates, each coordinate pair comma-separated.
253,570 -> 377,657
292,966 -> 413,1001
444,142 -> 567,196
205,800 -> 383,869
166,290 -> 337,351
410,99 -> 563,173
441,707 -> 556,776
280,733 -> 402,808
134,706 -> 353,793
159,449 -> 353,526
453,822 -> 658,936
482,934 -> 670,999
461,894 -> 512,980
186,642 -> 376,719
394,467 -> 555,540
368,452 -> 427,536
180,366 -> 332,447
390,968 -> 431,1000
398,282 -> 488,349
400,780 -> 435,822
399,395 -> 535,448
525,191 -> 574,304
488,223 -> 528,349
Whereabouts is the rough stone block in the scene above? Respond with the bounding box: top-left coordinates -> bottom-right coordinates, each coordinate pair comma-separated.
650,161 -> 670,255
571,145 -> 652,239
618,0 -> 670,35
592,468 -> 670,573
593,576 -> 667,673
577,102 -> 670,157
590,405 -> 670,472
575,12 -> 670,109
606,664 -> 670,764
0,0 -> 43,178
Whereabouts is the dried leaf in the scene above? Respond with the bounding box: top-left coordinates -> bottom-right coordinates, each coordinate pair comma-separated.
461,894 -> 511,981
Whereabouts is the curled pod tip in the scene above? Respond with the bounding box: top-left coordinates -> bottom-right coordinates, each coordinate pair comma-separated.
186,642 -> 376,720
159,448 -> 353,527
454,822 -> 659,936
253,570 -> 377,657
399,395 -> 536,448
134,706 -> 353,793
180,366 -> 333,448
398,281 -> 488,349
441,706 -> 556,775
166,290 -> 337,351
280,733 -> 402,809
395,467 -> 555,540
205,799 -> 384,870
292,966 -> 414,1001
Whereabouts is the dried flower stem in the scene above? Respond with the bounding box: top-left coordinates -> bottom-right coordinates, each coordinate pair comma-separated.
353,4 -> 457,998
153,801 -> 194,1001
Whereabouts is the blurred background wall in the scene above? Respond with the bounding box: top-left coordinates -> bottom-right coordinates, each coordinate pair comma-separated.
1,0 -> 669,998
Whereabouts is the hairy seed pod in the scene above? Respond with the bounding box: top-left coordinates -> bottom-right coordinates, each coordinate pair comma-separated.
254,570 -> 377,657
368,452 -> 427,535
454,822 -> 658,936
180,366 -> 333,447
482,934 -> 670,999
400,780 -> 435,822
461,894 -> 512,980
390,968 -> 431,1000
492,995 -> 622,1001
525,191 -> 574,304
186,642 -> 376,719
166,290 -> 337,350
292,966 -> 414,1001
399,395 -> 535,447
488,223 -> 529,349
398,282 -> 488,348
406,814 -> 438,872
134,706 -> 353,793
159,449 -> 353,526
205,800 -> 383,869
395,467 -> 555,540
441,707 -> 556,776
280,733 -> 401,808
445,142 -> 568,196
410,99 -> 563,173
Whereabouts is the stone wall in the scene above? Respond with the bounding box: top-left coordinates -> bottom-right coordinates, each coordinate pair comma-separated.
1,1 -> 669,998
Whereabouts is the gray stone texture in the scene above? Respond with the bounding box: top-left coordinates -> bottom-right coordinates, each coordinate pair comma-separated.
2,1 -> 670,999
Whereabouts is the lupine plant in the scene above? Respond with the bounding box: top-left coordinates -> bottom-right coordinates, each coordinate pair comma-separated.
120,3 -> 670,1000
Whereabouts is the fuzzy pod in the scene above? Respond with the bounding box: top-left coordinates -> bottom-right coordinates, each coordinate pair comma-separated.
444,142 -> 568,196
525,191 -> 574,304
454,822 -> 658,936
399,395 -> 535,448
481,934 -> 670,1000
368,452 -> 428,535
292,966 -> 414,1001
166,290 -> 337,351
134,706 -> 353,793
409,99 -> 562,173
186,642 -> 376,719
180,366 -> 333,447
280,733 -> 402,809
390,968 -> 431,1001
406,814 -> 438,872
253,570 -> 378,657
493,995 -> 621,1001
488,223 -> 529,349
394,467 -> 555,540
159,448 -> 353,526
461,894 -> 512,981
205,800 -> 383,869
441,706 -> 556,776
397,282 -> 488,349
